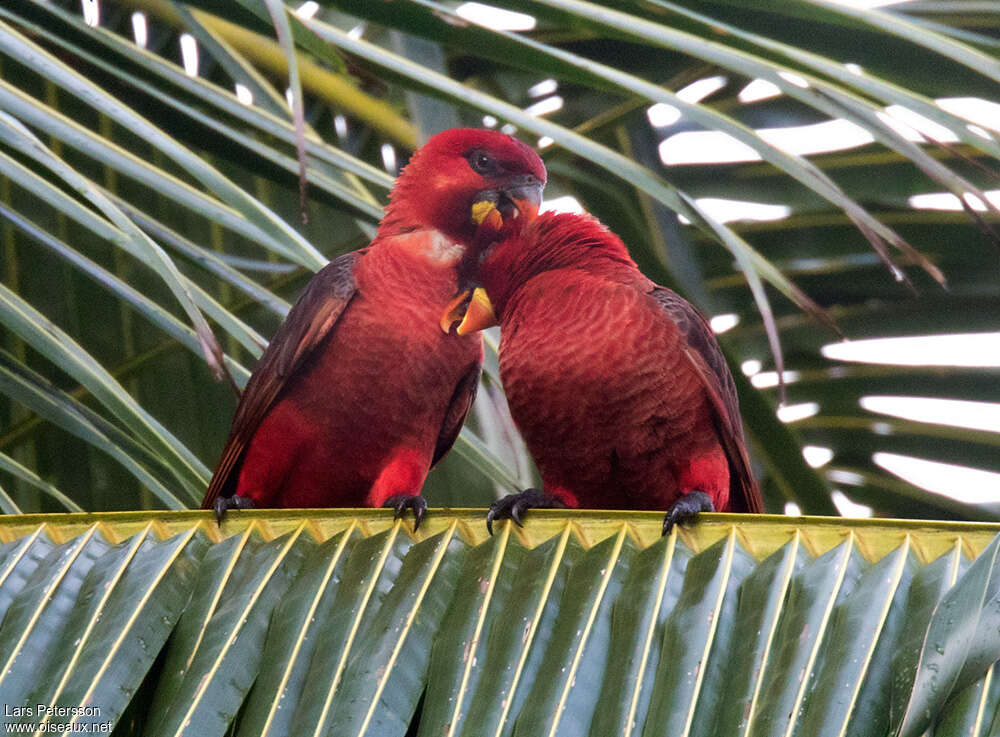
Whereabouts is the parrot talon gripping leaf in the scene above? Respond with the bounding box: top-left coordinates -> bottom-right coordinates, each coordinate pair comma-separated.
384,494 -> 428,531
662,491 -> 714,536
486,488 -> 566,535
213,493 -> 255,524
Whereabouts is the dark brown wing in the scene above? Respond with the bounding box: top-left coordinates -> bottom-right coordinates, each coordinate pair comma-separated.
201,251 -> 362,508
650,285 -> 763,513
432,362 -> 482,467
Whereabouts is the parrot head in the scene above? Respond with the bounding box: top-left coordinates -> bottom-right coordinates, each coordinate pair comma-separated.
382,128 -> 546,245
385,129 -> 545,333
445,212 -> 634,335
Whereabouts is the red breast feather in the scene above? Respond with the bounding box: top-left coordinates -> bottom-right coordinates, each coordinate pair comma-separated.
235,233 -> 482,508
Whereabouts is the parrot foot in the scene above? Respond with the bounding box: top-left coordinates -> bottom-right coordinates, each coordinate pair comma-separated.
384,494 -> 428,531
213,494 -> 255,524
486,489 -> 566,536
662,491 -> 714,536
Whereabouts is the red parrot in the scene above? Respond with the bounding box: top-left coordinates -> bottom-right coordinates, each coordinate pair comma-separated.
451,211 -> 762,534
202,129 -> 545,527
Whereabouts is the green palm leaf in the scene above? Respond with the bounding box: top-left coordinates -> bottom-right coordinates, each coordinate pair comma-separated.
0,0 -> 997,527
1,512 -> 1000,734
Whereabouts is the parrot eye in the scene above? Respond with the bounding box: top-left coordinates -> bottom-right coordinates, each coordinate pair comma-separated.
466,149 -> 500,176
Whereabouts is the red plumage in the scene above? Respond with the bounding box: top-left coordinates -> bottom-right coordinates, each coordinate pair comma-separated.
474,212 -> 761,528
202,129 -> 545,524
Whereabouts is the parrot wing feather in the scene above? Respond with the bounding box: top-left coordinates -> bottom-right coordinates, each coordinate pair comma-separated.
201,251 -> 362,509
432,362 -> 482,467
649,286 -> 763,513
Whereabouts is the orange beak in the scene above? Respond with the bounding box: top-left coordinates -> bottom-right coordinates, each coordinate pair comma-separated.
503,178 -> 543,222
456,288 -> 497,335
440,181 -> 541,335
441,199 -> 504,335
441,290 -> 471,334
440,287 -> 498,335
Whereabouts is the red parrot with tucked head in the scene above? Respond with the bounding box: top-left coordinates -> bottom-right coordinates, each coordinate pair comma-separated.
451,211 -> 761,534
202,129 -> 545,528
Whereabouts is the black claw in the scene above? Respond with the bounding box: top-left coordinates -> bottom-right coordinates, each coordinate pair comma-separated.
662,491 -> 714,536
213,494 -> 255,524
384,494 -> 428,531
486,488 -> 565,536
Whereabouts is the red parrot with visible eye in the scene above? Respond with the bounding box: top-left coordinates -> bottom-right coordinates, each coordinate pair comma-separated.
451,211 -> 761,534
202,128 -> 545,528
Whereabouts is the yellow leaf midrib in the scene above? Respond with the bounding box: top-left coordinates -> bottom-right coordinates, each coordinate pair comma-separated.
356,520 -> 459,737
446,523 -> 511,737
67,526 -> 200,733
547,524 -> 629,737
623,529 -> 680,737
256,521 -> 357,737
35,522 -> 153,733
0,523 -> 100,691
170,523 -> 306,737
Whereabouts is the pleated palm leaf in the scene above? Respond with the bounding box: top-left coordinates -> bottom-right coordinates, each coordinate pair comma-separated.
0,0 -> 998,520
0,511 -> 999,736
